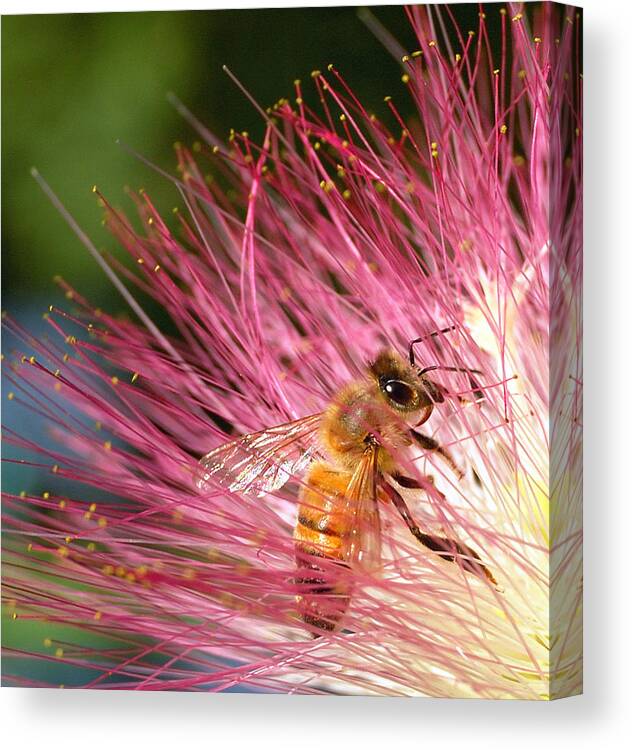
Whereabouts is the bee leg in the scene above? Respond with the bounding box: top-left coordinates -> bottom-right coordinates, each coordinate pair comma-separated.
391,472 -> 425,490
410,429 -> 464,479
381,481 -> 497,585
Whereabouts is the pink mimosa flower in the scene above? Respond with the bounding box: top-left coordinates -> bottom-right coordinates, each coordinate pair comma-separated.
2,4 -> 582,699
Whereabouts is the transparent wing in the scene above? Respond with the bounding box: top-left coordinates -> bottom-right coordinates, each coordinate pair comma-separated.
341,444 -> 382,571
197,413 -> 323,496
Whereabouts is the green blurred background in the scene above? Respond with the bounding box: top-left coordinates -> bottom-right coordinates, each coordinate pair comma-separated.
2,5 -> 452,310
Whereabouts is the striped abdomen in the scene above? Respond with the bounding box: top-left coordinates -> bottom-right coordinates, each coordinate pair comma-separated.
294,462 -> 353,633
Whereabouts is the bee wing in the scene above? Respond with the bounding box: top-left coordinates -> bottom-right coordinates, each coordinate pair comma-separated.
197,413 -> 323,496
341,444 -> 382,571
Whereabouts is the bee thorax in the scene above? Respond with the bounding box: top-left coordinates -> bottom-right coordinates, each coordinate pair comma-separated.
321,383 -> 409,471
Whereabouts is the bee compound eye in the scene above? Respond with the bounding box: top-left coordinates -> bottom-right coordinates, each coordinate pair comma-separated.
384,379 -> 416,407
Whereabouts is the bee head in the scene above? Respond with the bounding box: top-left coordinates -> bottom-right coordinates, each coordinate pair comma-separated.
368,350 -> 443,414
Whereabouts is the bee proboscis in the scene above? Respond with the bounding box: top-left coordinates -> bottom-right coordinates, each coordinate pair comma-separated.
198,336 -> 496,634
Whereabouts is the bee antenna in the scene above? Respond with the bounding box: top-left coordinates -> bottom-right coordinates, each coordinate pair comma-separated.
418,365 -> 483,376
408,326 -> 457,366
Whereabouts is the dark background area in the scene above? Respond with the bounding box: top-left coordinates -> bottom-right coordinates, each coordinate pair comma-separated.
2,5 -> 446,309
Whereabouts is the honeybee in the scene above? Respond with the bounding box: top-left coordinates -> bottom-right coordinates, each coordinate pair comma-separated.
197,334 -> 496,634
